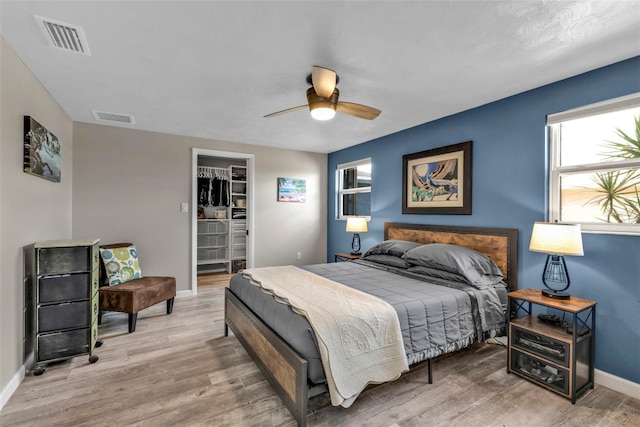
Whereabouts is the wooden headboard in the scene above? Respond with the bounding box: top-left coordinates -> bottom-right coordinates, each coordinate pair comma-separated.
384,222 -> 519,291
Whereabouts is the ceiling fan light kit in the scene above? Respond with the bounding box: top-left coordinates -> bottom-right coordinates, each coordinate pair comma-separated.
310,106 -> 336,121
265,66 -> 381,121
307,87 -> 338,121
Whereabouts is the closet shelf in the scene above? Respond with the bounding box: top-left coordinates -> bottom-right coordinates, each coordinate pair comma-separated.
197,259 -> 228,265
196,162 -> 247,274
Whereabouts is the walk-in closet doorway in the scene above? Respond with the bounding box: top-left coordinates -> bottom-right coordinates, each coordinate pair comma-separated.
191,148 -> 254,295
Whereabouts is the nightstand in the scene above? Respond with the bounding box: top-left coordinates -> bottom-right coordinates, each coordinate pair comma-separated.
334,252 -> 362,262
507,288 -> 596,403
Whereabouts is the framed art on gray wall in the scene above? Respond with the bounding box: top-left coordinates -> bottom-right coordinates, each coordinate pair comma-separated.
277,177 -> 306,202
402,141 -> 472,214
24,116 -> 61,183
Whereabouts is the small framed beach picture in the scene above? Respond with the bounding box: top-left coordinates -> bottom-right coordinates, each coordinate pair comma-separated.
24,116 -> 61,183
277,177 -> 306,203
402,141 -> 472,215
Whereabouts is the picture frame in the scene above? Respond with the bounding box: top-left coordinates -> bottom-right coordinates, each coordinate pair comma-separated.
277,177 -> 306,203
402,141 -> 472,215
24,116 -> 61,183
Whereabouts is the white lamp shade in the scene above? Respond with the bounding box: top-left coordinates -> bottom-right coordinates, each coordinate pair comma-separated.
346,217 -> 368,233
529,222 -> 584,256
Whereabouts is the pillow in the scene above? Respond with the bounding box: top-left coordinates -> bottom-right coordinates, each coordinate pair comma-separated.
406,265 -> 470,284
363,240 -> 421,258
100,245 -> 142,286
402,243 -> 503,288
362,254 -> 411,269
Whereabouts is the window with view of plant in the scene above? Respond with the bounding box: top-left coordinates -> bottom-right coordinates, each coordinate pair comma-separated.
548,93 -> 640,235
337,158 -> 371,219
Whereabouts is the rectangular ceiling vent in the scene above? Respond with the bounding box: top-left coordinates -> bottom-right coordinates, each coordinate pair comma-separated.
34,15 -> 91,55
92,111 -> 136,125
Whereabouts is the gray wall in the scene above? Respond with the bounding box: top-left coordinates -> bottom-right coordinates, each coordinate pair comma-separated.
1,35 -> 327,405
72,123 -> 327,292
0,38 -> 74,404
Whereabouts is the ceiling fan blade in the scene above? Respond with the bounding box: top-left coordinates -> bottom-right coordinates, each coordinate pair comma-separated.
312,66 -> 337,98
264,105 -> 308,118
336,102 -> 381,120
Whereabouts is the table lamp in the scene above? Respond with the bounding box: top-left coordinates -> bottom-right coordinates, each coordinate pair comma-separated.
345,217 -> 368,255
529,222 -> 584,299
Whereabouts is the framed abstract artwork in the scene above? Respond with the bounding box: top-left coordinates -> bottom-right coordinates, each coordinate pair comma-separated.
402,141 -> 472,214
24,116 -> 61,182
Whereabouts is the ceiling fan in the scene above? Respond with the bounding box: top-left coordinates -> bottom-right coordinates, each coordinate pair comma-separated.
264,66 -> 381,121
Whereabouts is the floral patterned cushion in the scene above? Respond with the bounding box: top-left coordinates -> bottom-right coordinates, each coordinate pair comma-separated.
99,245 -> 142,286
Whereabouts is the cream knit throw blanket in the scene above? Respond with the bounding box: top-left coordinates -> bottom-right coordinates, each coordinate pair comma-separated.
242,266 -> 409,408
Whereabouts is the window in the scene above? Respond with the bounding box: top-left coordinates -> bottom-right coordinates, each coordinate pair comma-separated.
548,93 -> 640,235
337,158 -> 371,219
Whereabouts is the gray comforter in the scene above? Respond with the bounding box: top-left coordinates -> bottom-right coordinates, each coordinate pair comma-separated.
228,259 -> 508,385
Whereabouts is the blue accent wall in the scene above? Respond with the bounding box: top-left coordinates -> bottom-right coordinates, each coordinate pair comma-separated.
327,57 -> 640,384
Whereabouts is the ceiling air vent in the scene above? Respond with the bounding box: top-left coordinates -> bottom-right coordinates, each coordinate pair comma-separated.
34,15 -> 91,55
92,111 -> 136,125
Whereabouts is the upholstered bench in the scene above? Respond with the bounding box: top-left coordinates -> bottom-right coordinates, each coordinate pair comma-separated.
98,243 -> 176,333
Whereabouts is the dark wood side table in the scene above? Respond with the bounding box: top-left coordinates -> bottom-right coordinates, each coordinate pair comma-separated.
334,252 -> 363,262
507,288 -> 596,404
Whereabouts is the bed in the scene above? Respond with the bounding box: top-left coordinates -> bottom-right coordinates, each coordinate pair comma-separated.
224,222 -> 518,426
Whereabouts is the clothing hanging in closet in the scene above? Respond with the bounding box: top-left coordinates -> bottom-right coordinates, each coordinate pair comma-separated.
211,177 -> 230,206
197,166 -> 230,206
198,177 -> 210,206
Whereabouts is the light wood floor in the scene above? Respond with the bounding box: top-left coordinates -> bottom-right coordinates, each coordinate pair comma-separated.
2,273 -> 638,426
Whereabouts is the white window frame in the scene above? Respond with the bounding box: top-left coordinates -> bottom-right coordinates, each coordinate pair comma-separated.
548,93 -> 640,235
337,158 -> 371,220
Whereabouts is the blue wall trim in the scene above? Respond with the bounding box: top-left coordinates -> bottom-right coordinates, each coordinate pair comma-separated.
327,56 -> 640,383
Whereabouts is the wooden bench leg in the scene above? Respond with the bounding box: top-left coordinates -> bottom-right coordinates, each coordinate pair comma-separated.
167,298 -> 174,315
128,313 -> 138,333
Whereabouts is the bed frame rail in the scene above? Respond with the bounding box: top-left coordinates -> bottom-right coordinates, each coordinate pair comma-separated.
225,288 -> 317,427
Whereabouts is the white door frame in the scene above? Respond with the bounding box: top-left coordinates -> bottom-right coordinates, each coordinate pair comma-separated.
191,148 -> 254,295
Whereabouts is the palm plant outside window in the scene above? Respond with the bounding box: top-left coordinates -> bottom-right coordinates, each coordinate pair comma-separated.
548,93 -> 640,235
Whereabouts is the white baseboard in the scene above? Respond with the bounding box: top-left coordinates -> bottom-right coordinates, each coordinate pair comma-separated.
0,365 -> 25,410
176,289 -> 192,298
595,369 -> 640,399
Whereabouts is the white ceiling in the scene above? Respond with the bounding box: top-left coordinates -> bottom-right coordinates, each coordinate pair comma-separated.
1,1 -> 639,153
